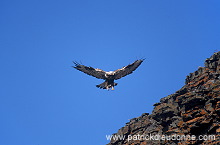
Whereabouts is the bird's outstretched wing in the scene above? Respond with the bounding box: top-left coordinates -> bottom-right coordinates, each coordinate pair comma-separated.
72,61 -> 106,79
114,59 -> 144,80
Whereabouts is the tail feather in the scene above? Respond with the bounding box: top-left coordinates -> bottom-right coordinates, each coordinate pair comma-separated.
96,81 -> 107,89
96,81 -> 118,90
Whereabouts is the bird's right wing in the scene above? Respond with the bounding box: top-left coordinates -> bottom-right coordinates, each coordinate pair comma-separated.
72,61 -> 106,79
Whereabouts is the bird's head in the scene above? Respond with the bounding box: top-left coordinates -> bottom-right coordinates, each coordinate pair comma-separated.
106,71 -> 115,75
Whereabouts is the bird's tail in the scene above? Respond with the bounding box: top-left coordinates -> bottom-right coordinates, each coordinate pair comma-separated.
96,81 -> 117,90
96,81 -> 108,89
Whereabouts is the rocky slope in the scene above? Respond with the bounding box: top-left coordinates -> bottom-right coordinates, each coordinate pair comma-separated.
107,52 -> 220,145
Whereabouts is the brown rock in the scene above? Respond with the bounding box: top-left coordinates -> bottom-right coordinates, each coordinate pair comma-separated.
107,52 -> 220,145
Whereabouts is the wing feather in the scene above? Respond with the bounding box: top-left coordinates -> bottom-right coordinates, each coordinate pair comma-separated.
114,59 -> 144,80
72,61 -> 106,79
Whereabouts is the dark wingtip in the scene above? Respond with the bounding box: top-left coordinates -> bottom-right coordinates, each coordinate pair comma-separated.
140,57 -> 146,61
136,58 -> 145,62
72,61 -> 81,67
72,61 -> 79,65
72,61 -> 81,69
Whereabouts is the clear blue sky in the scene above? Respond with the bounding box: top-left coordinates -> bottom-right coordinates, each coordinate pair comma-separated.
0,0 -> 220,145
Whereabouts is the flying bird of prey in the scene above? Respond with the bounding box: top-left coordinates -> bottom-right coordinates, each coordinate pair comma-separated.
72,59 -> 144,90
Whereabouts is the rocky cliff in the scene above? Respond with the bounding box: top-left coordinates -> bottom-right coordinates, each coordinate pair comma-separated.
107,52 -> 220,145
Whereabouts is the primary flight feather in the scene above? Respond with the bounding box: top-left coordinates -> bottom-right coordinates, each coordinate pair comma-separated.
72,59 -> 144,90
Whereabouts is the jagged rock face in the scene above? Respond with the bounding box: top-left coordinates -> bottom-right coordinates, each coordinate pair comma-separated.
107,52 -> 220,145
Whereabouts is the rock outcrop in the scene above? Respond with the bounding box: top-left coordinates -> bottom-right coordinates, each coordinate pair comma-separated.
107,52 -> 220,145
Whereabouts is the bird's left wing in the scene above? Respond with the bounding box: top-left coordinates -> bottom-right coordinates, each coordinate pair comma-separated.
114,59 -> 144,80
72,61 -> 106,79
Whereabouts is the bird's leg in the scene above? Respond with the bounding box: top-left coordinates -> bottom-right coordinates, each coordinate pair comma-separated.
112,86 -> 114,90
